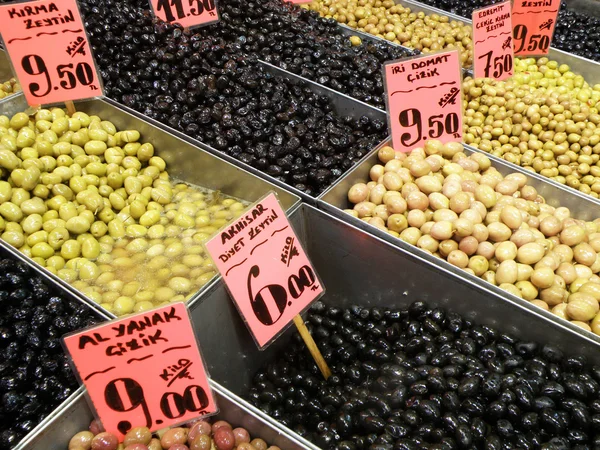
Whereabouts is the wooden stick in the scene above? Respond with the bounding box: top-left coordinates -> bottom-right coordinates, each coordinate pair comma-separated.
293,314 -> 331,380
65,101 -> 76,116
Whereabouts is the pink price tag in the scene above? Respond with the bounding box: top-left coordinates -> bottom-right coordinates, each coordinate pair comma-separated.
512,0 -> 560,55
383,50 -> 463,153
149,0 -> 219,29
0,0 -> 102,106
205,193 -> 324,349
473,2 -> 514,81
63,303 -> 217,440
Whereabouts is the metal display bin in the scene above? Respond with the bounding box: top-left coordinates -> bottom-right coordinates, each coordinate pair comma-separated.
0,49 -> 12,82
0,94 -> 301,318
16,384 -> 309,450
105,61 -> 388,205
328,0 -> 600,83
564,0 -> 600,18
186,204 -> 600,450
0,48 -> 19,106
0,246 -> 112,450
317,137 -> 600,347
398,0 -> 600,84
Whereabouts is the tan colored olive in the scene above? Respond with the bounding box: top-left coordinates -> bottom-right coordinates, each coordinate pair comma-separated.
579,282 -> 600,301
552,303 -> 569,320
530,267 -> 555,289
430,221 -> 454,240
560,225 -> 586,246
496,260 -> 518,285
530,299 -> 549,310
573,243 -> 597,266
487,222 -> 512,242
495,241 -> 517,262
567,297 -> 599,321
348,183 -> 369,203
517,243 -> 546,265
500,205 -> 522,230
448,250 -> 469,268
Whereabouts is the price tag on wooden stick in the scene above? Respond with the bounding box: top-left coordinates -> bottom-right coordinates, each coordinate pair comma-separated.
149,0 -> 219,30
205,193 -> 330,378
473,1 -> 514,81
512,0 -> 560,56
63,303 -> 217,441
383,50 -> 463,153
0,0 -> 103,106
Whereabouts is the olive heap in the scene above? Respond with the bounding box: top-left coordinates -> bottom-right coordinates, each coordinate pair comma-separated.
304,0 -> 475,68
463,57 -> 600,197
0,108 -> 245,316
249,300 -> 600,449
80,0 -> 414,110
85,23 -> 386,196
346,140 -> 600,334
212,0 -> 416,108
0,256 -> 99,450
403,0 -> 600,63
68,418 -> 280,450
0,78 -> 20,100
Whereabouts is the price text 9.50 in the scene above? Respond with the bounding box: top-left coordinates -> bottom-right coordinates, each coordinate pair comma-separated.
22,54 -> 95,98
398,108 -> 460,148
513,24 -> 551,54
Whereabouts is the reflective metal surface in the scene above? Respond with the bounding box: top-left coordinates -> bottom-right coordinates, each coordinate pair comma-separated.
565,0 -> 600,18
0,246 -> 111,450
399,0 -> 600,84
320,137 -> 600,219
189,204 -> 600,449
332,0 -> 600,84
0,94 -> 301,315
18,384 -> 310,450
318,140 -> 600,345
0,48 -> 13,82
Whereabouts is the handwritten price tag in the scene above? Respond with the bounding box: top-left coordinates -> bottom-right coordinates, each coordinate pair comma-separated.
205,193 -> 324,349
0,0 -> 102,106
149,0 -> 219,29
383,50 -> 463,153
512,0 -> 560,55
63,303 -> 217,440
473,2 -> 513,81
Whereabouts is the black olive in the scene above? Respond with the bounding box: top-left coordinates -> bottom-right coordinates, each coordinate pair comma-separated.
0,255 -> 99,447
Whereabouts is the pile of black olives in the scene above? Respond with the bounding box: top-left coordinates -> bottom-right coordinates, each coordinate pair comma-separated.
81,0 -> 413,110
249,300 -> 600,449
412,0 -> 600,63
215,0 -> 415,109
81,3 -> 387,195
0,257 -> 99,449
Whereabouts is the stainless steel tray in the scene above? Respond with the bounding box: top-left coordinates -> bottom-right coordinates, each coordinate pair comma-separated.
399,0 -> 600,83
330,0 -> 600,83
0,48 -> 13,82
317,137 -> 600,344
564,0 -> 600,18
188,204 -> 600,450
104,61 -> 388,204
0,246 -> 112,450
0,94 -> 301,317
320,137 -> 600,218
0,48 -> 19,107
17,383 -> 311,450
